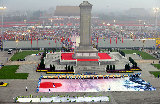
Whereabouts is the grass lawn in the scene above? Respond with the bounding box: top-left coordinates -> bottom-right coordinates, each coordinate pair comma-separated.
121,50 -> 156,60
152,64 -> 160,70
0,65 -> 28,79
10,51 -> 42,61
149,71 -> 160,78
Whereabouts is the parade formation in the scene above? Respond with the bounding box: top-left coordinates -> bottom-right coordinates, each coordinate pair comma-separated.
0,0 -> 160,104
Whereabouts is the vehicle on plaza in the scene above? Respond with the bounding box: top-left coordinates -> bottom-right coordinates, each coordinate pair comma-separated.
8,49 -> 13,54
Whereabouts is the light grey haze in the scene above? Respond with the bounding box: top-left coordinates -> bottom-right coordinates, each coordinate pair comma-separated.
0,0 -> 160,12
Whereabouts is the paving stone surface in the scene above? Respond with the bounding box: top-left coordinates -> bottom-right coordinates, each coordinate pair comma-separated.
0,51 -> 160,104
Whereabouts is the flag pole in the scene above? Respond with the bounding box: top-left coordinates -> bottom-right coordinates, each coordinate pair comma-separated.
37,36 -> 38,50
31,37 -> 32,51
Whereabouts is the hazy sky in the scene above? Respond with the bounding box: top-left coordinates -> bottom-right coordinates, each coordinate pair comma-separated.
1,0 -> 160,12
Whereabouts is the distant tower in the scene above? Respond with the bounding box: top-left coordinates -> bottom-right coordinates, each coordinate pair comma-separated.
73,1 -> 99,59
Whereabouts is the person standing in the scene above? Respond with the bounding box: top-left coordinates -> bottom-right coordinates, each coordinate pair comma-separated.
26,86 -> 28,91
49,89 -> 51,93
53,83 -> 55,88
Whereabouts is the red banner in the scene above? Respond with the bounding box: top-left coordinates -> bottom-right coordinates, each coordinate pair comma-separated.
31,37 -> 32,45
37,37 -> 38,47
116,37 -> 117,44
61,37 -> 63,42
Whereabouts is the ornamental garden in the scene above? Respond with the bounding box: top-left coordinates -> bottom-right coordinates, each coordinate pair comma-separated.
0,49 -> 159,103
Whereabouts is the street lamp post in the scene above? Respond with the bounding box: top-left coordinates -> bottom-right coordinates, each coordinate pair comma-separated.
107,23 -> 110,34
153,7 -> 159,30
24,20 -> 27,25
16,40 -> 19,52
138,20 -> 142,31
0,6 -> 6,51
144,22 -> 146,31
50,19 -> 53,26
113,20 -> 116,31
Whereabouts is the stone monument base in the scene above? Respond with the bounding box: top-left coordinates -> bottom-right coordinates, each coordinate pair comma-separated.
73,46 -> 99,59
77,61 -> 99,66
75,66 -> 105,74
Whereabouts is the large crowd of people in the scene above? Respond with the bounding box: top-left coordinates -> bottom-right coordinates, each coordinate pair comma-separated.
0,18 -> 160,48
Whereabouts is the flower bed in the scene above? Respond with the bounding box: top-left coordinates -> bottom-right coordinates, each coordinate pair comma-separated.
107,66 -> 141,73
16,96 -> 109,103
130,69 -> 141,71
0,83 -> 8,87
36,66 -> 74,74
107,70 -> 133,73
36,69 -> 48,72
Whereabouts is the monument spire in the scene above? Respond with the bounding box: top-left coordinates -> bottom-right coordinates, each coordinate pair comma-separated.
73,1 -> 99,62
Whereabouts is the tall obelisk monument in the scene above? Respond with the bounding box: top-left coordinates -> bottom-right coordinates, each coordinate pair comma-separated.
73,1 -> 99,59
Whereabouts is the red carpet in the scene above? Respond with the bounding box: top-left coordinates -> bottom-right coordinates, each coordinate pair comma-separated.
77,59 -> 98,61
39,82 -> 62,88
61,53 -> 76,60
61,53 -> 111,61
98,53 -> 112,59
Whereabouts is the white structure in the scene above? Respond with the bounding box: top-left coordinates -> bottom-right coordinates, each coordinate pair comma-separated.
98,39 -> 156,49
74,1 -> 99,59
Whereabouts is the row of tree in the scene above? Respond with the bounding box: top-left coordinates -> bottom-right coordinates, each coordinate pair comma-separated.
39,51 -> 47,69
119,50 -> 125,57
129,57 -> 138,68
45,49 -> 57,53
39,58 -> 45,69
50,64 -> 55,72
65,65 -> 74,72
106,65 -> 115,71
125,64 -> 130,70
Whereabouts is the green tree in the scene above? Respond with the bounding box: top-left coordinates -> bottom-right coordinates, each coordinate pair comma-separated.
113,65 -> 115,70
65,65 -> 68,71
107,65 -> 109,70
125,64 -> 127,70
50,64 -> 52,71
53,65 -> 55,71
110,65 -> 112,70
40,58 -> 45,68
68,65 -> 70,71
71,66 -> 74,71
128,64 -> 130,70
135,62 -> 137,68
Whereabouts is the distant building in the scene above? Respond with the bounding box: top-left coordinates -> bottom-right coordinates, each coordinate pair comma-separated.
126,8 -> 149,17
54,6 -> 80,16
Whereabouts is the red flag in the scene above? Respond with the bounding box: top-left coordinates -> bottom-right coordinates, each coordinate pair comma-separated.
60,24 -> 64,26
110,38 -> 111,44
37,37 -> 38,47
31,37 -> 32,45
67,23 -> 72,26
122,37 -> 123,43
134,36 -> 136,41
61,37 -> 63,42
116,37 -> 117,44
68,38 -> 69,42
97,37 -> 98,43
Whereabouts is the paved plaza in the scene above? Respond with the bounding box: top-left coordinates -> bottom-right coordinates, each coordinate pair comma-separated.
0,51 -> 160,104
